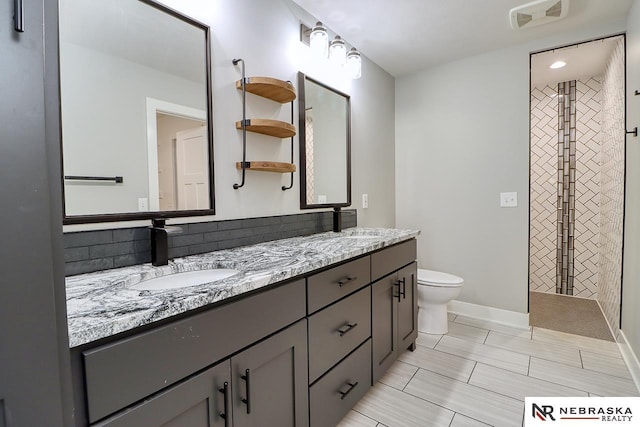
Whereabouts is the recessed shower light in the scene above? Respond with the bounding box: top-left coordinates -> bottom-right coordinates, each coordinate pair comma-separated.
550,61 -> 567,69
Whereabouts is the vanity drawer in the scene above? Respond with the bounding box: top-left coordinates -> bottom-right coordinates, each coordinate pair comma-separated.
371,239 -> 416,281
83,279 -> 305,423
307,255 -> 370,313
309,339 -> 372,427
308,286 -> 371,383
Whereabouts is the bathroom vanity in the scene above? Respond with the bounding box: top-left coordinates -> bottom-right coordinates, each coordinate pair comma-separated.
66,229 -> 419,426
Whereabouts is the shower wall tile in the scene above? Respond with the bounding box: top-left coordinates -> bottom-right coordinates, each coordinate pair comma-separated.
598,39 -> 626,336
556,80 -> 577,295
574,78 -> 602,299
530,85 -> 558,294
530,78 -> 603,299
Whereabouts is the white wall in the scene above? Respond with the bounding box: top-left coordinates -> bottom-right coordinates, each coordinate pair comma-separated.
64,0 -> 396,231
622,0 -> 640,364
61,43 -> 205,216
395,21 -> 626,314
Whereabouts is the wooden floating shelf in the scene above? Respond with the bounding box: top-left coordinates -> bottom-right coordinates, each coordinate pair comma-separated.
236,161 -> 296,173
236,119 -> 296,138
236,77 -> 296,103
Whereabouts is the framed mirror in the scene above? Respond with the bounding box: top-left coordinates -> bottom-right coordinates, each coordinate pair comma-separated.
298,72 -> 351,209
59,0 -> 214,224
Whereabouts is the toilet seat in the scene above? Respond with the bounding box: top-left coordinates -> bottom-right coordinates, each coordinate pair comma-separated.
417,269 -> 464,287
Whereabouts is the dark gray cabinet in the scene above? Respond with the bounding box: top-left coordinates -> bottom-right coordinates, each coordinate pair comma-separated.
397,262 -> 418,352
306,260 -> 373,427
83,280 -> 306,423
75,239 -> 417,427
309,340 -> 372,427
372,273 -> 398,381
372,258 -> 418,382
232,320 -> 308,427
95,360 -> 232,427
308,286 -> 371,382
96,320 -> 308,427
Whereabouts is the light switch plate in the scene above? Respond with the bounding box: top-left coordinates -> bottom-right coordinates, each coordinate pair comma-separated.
318,195 -> 327,204
500,192 -> 518,208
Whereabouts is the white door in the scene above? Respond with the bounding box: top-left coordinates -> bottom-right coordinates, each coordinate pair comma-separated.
175,126 -> 209,210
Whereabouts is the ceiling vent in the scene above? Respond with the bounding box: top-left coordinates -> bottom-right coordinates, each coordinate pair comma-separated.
509,0 -> 570,30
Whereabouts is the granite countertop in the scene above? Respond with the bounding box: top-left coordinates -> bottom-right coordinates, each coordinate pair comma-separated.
66,227 -> 420,348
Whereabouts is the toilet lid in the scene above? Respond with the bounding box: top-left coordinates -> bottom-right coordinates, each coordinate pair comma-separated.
417,269 -> 464,286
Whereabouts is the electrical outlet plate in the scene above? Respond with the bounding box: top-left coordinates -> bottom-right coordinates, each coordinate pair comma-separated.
362,194 -> 369,209
500,192 -> 518,207
138,198 -> 149,211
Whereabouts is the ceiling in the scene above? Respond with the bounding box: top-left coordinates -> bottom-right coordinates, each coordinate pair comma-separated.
531,35 -> 623,87
291,0 -> 633,77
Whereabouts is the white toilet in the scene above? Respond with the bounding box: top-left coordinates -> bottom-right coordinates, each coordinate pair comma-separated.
417,269 -> 464,334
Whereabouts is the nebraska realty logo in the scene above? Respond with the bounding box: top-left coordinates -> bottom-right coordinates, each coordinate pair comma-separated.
525,397 -> 640,426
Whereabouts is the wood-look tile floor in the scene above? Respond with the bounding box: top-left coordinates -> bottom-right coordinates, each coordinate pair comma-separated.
337,314 -> 639,427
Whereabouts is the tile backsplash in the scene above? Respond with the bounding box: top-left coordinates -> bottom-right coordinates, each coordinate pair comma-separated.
64,210 -> 357,276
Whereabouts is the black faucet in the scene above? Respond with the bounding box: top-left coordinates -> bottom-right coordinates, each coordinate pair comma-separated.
150,219 -> 183,266
333,207 -> 342,232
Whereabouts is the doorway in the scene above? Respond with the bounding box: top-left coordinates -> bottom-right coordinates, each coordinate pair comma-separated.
145,98 -> 207,211
156,113 -> 207,211
528,35 -> 626,341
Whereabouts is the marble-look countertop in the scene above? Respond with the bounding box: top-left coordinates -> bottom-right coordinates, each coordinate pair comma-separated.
66,227 -> 420,347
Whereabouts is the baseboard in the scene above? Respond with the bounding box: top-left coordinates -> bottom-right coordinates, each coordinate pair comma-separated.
448,300 -> 530,330
618,330 -> 640,392
595,298 -> 619,344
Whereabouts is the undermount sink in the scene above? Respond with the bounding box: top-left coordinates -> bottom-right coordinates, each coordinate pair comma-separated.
344,235 -> 379,239
130,269 -> 240,291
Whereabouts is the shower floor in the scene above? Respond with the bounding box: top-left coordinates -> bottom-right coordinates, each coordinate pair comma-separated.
529,291 -> 614,341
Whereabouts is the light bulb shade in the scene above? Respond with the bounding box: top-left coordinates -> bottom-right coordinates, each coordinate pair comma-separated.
309,22 -> 328,59
329,36 -> 346,66
346,48 -> 361,79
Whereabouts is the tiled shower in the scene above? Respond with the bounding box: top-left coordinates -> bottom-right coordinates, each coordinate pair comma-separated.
529,37 -> 625,335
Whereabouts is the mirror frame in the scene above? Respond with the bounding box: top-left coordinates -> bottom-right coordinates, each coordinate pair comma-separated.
60,0 -> 215,224
297,72 -> 352,210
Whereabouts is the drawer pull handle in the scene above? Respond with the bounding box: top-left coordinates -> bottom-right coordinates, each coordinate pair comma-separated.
218,381 -> 230,426
241,368 -> 251,414
393,278 -> 405,302
337,322 -> 358,336
339,381 -> 359,400
337,275 -> 357,287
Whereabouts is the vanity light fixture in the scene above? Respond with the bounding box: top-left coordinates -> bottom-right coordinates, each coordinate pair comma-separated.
309,21 -> 329,59
300,22 -> 361,79
329,36 -> 347,66
550,60 -> 567,69
346,48 -> 362,79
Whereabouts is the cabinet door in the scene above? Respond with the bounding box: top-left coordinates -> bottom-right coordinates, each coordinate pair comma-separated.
95,360 -> 231,427
232,320 -> 309,427
371,273 -> 398,383
397,262 -> 418,352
